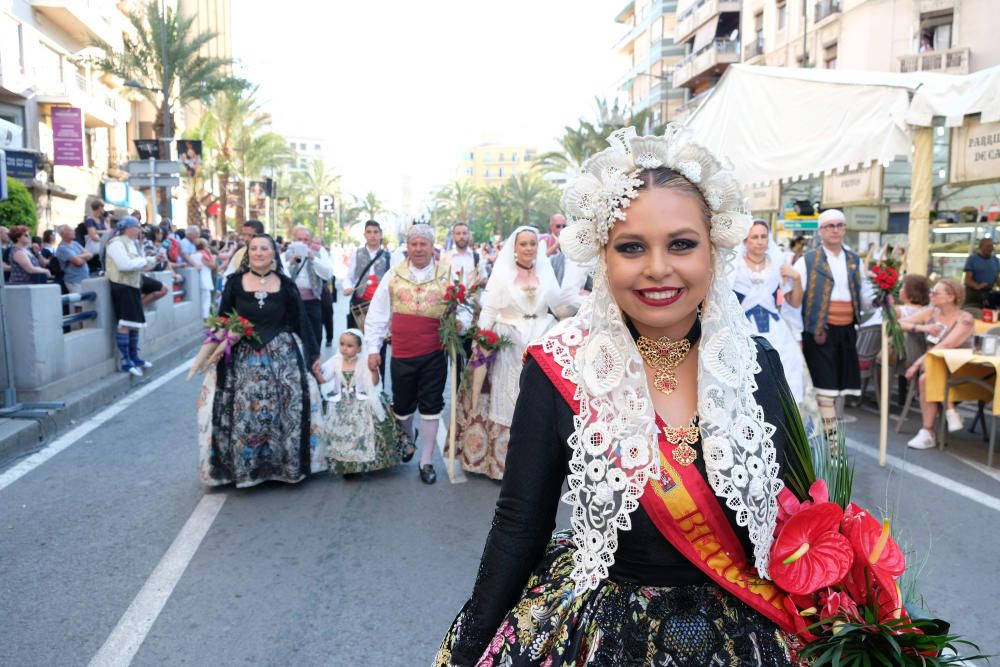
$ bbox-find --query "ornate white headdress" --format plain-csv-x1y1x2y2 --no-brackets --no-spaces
539,124,784,594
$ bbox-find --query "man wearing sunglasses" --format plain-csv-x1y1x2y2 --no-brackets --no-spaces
792,208,872,447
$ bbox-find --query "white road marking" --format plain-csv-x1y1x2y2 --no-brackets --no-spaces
952,453,1000,484
88,492,226,667
846,438,1000,513
0,361,192,493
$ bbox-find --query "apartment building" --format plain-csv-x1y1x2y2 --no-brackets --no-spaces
741,0,1000,75
284,135,326,173
671,0,742,107
615,0,688,127
459,144,537,187
1,0,137,227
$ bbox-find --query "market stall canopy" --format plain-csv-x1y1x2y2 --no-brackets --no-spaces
683,64,1000,187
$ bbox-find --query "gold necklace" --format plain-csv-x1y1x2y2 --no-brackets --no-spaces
662,417,699,466
636,334,692,395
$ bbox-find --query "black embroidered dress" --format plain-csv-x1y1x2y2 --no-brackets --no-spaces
197,273,323,488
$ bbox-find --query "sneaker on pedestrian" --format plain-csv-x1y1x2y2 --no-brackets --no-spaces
945,408,964,433
907,428,935,450
132,358,153,369
123,364,143,377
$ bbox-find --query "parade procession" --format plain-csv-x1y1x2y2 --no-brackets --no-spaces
3,0,1000,665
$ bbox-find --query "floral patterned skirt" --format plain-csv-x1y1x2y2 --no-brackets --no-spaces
435,531,795,667
325,390,411,475
455,369,510,480
197,332,323,488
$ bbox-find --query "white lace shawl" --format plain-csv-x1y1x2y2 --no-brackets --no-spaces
538,249,783,596
320,331,386,421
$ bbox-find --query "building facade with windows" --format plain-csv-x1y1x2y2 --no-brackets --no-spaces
283,135,326,173
1,0,138,228
671,0,742,116
459,143,537,187
615,0,688,128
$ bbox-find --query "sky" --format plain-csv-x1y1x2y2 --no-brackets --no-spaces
231,0,628,218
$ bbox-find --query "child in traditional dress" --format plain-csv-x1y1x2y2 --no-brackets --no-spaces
320,329,413,478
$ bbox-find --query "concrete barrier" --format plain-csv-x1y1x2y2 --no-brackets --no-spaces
4,268,205,402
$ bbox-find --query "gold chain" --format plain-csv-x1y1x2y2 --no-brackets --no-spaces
636,335,692,395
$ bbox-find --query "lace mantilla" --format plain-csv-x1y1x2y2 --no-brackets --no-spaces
536,125,783,595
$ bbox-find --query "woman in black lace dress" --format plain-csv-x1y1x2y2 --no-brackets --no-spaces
435,127,801,666
197,234,325,488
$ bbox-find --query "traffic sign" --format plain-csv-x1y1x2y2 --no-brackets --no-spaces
127,160,182,177
318,194,335,214
128,176,181,188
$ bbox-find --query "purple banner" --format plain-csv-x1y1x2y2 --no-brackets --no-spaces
52,106,84,166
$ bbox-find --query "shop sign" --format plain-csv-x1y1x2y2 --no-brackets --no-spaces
52,106,84,166
822,163,883,207
778,218,818,231
748,182,780,213
950,116,1000,186
4,150,36,180
844,206,887,232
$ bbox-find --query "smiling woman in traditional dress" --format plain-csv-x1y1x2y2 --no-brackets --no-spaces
435,126,800,666
197,234,325,488
455,225,558,480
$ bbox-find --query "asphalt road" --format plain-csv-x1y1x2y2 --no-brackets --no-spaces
1,296,998,666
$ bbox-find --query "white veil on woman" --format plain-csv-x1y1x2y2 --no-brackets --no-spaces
481,225,560,312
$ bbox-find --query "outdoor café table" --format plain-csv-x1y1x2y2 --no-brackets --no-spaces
923,348,999,466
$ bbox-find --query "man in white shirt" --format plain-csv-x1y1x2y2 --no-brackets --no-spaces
791,209,872,446
442,222,487,289
547,214,592,319
366,224,471,485
282,225,334,349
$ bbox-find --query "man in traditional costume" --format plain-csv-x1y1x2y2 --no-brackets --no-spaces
365,224,470,484
282,225,334,349
546,212,592,320
792,209,871,445
344,220,391,329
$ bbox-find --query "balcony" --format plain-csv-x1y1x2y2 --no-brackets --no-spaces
745,36,765,61
814,0,842,24
35,70,121,128
898,47,970,74
31,0,117,43
675,0,741,45
672,39,741,89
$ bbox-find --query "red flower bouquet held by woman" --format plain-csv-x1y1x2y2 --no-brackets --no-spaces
186,310,261,380
775,394,986,665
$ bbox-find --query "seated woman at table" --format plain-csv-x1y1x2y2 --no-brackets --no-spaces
900,277,975,450
896,273,931,319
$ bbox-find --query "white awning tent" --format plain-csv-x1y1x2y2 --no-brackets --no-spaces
683,64,1000,187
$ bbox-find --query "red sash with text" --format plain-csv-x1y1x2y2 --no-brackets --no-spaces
528,344,793,634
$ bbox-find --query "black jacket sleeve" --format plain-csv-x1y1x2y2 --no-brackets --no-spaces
449,357,568,665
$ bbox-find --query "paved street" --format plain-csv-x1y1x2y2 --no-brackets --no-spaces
1,299,998,666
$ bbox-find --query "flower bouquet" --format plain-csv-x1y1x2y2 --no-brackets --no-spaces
439,278,469,365
871,258,904,359
466,327,513,412
185,310,260,381
776,392,986,665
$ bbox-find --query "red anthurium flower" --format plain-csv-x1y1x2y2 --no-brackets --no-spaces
770,502,854,596
841,504,905,580
776,480,830,530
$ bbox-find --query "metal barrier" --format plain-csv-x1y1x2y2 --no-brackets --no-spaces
61,291,98,330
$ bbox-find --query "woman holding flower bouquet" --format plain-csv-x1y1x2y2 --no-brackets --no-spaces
455,226,559,479
197,234,325,488
436,127,979,667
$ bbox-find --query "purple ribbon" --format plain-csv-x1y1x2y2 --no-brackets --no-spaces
468,348,498,370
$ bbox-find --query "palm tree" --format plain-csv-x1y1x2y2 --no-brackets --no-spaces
209,86,268,235
504,172,559,231
91,1,234,219
291,158,341,238
532,125,595,178
238,132,293,222
477,184,510,239
180,113,217,229
432,180,479,224
359,192,384,221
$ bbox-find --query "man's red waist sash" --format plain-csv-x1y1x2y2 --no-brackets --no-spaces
391,313,443,358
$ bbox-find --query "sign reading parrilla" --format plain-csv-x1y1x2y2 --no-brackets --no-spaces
950,116,1000,186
